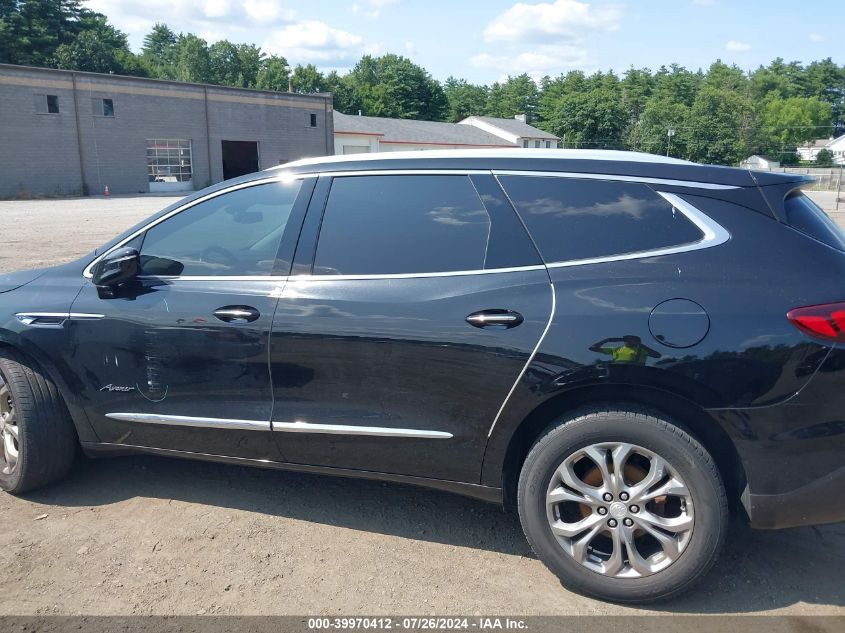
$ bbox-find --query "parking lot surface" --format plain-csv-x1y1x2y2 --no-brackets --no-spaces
0,193,843,616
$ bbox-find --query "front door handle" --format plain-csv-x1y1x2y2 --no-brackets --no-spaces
466,309,524,329
213,306,260,323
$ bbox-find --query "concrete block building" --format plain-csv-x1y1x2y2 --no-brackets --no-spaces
0,64,333,197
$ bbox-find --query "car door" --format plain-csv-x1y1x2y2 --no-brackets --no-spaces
268,172,554,482
65,176,313,460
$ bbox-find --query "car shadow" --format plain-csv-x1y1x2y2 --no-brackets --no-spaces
21,454,845,612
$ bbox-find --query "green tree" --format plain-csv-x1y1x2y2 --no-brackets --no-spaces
141,23,177,79
255,55,290,91
486,74,538,121
174,34,211,83
51,15,138,75
687,87,754,164
544,88,627,149
652,64,701,107
291,63,325,93
815,148,834,166
761,96,832,149
635,99,690,157
323,70,358,113
208,39,239,86
443,76,487,122
346,54,447,120
235,44,263,87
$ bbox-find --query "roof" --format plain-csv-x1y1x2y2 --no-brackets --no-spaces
272,148,814,189
460,116,559,140
333,112,513,146
284,148,693,169
803,135,845,149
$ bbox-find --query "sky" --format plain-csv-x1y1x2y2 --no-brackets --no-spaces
85,0,844,83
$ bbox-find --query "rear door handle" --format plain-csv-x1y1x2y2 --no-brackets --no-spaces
213,306,260,323
466,309,524,329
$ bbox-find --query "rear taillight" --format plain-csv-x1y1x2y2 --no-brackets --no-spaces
787,302,845,343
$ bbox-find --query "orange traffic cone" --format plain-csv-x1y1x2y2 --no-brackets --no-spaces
104,185,110,197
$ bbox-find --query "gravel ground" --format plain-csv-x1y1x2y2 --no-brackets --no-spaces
0,192,843,616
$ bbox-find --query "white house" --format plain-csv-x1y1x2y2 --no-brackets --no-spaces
797,134,845,164
459,115,560,148
333,112,559,154
739,155,781,170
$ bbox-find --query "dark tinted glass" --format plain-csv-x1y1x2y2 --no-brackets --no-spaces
314,175,492,275
139,181,302,277
46,94,59,114
102,99,114,117
785,192,845,252
499,176,703,263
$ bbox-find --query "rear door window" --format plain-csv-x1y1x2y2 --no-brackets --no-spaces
313,175,493,275
498,176,703,263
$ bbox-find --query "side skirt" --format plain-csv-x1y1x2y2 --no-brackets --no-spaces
81,442,504,505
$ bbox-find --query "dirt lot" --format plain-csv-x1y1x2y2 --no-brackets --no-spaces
0,193,843,616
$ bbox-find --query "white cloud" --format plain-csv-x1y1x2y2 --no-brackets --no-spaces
471,46,589,80
85,1,366,69
725,40,751,52
473,0,619,77
263,20,364,63
809,33,825,42
351,0,400,18
483,0,622,43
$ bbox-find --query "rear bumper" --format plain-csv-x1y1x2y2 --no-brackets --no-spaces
742,463,845,529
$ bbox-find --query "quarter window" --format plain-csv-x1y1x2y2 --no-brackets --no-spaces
499,176,704,263
313,175,492,275
137,181,302,277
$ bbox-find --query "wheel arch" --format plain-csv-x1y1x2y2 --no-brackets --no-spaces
494,384,746,513
0,332,97,443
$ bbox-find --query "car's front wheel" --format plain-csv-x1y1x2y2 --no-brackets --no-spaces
0,350,76,494
517,407,727,603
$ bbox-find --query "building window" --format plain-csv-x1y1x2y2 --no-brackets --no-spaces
522,140,529,148
146,139,193,184
534,140,541,148
310,113,318,127
92,98,115,117
46,95,59,114
545,141,551,148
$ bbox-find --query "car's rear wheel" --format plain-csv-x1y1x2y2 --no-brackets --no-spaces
517,407,727,603
0,350,76,494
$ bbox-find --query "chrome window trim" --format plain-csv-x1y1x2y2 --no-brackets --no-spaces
81,170,730,283
293,265,547,282
106,412,270,432
543,191,730,270
82,174,307,279
492,170,739,190
271,420,452,439
486,283,556,438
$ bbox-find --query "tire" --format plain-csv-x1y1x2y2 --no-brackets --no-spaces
517,406,727,603
0,349,77,494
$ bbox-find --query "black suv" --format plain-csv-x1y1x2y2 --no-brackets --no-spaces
1,150,844,602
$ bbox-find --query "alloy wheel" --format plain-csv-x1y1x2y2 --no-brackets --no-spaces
545,441,694,578
0,373,19,476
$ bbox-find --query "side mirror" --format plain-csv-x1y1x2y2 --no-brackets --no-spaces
91,247,140,288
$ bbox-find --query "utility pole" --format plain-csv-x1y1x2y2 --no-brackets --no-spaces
667,128,676,157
